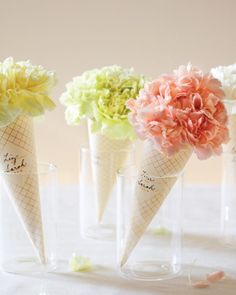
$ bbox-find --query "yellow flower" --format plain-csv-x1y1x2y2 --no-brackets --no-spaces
0,57,56,127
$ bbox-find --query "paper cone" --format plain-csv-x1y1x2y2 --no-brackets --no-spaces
120,140,192,266
0,115,46,263
88,121,131,222
223,114,236,153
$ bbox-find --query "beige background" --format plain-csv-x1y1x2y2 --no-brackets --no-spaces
0,0,235,184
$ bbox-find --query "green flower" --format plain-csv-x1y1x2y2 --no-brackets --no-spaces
153,226,170,236
60,65,146,140
69,254,92,272
0,57,56,127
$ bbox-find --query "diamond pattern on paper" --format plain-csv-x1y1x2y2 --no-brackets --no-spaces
88,120,131,222
120,141,192,266
224,114,236,153
0,116,45,263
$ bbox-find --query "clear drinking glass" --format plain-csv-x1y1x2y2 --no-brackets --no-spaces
117,165,183,281
221,152,236,247
0,163,57,274
79,147,134,241
221,100,236,247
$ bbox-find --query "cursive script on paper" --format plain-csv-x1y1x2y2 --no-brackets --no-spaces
3,153,27,173
137,170,156,192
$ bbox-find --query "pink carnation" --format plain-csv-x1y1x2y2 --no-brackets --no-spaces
126,64,229,159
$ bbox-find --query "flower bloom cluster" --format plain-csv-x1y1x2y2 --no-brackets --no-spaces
211,63,236,100
60,65,146,140
0,57,56,127
127,64,229,159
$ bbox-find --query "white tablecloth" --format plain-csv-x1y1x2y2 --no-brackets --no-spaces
0,185,236,295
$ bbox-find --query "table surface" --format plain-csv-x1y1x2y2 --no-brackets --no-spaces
0,185,236,295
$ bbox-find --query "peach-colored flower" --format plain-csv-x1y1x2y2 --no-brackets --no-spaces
207,271,225,283
126,64,229,159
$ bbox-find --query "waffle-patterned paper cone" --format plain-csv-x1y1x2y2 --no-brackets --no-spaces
0,116,46,263
223,114,236,153
88,121,131,222
120,140,192,266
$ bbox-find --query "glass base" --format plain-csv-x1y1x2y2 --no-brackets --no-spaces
120,261,181,281
82,224,115,241
1,257,57,274
221,235,236,248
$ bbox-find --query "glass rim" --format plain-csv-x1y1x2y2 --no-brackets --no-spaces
222,151,236,156
80,145,135,153
0,162,57,176
223,99,236,104
117,165,184,179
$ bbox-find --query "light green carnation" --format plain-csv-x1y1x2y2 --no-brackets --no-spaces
60,65,146,140
0,57,56,127
153,226,170,236
69,254,92,272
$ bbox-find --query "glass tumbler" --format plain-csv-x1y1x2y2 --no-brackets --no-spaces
221,100,236,247
117,166,183,281
221,151,236,247
0,163,57,274
79,147,134,241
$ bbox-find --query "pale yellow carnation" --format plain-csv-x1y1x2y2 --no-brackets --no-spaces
0,57,56,126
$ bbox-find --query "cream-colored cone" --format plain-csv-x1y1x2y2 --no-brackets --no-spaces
224,114,236,153
0,116,46,263
120,140,192,266
88,121,131,222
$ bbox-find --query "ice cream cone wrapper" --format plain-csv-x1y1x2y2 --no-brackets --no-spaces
120,140,192,266
223,114,236,153
88,121,132,222
0,115,46,263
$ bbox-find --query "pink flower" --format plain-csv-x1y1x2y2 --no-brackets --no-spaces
126,64,229,159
